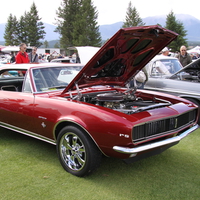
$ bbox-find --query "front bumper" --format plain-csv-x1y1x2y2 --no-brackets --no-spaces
113,124,198,155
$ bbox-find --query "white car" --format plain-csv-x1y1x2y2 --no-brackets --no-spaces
145,55,183,77
50,57,72,63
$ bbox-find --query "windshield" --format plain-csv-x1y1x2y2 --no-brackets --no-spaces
148,58,183,77
32,66,83,92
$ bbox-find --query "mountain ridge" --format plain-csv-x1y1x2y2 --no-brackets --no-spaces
99,14,200,41
0,14,200,44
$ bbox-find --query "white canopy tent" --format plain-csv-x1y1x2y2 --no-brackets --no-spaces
1,46,20,52
187,46,200,54
1,46,32,53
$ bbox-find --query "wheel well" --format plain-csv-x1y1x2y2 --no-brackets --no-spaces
54,121,106,156
54,121,86,141
182,97,200,106
183,97,200,125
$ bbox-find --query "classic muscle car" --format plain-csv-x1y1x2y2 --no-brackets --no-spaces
0,25,199,177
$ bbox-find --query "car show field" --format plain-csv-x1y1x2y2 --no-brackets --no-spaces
0,26,199,177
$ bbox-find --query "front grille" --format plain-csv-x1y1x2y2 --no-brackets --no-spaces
132,109,197,143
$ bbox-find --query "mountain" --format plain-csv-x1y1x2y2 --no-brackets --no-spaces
42,23,60,41
0,23,59,43
99,14,200,41
143,14,200,41
99,22,123,40
0,23,6,43
0,14,200,44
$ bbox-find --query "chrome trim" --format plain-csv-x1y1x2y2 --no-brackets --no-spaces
0,122,56,145
113,124,199,154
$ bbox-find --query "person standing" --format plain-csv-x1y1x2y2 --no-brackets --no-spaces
29,46,39,63
15,43,30,64
72,52,77,63
161,47,170,56
129,66,148,89
10,53,16,63
176,46,192,67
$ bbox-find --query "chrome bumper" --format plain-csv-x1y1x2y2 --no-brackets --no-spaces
113,124,199,155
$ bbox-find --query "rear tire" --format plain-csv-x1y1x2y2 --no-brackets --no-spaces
56,126,102,177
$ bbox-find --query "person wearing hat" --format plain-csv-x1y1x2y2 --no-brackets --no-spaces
162,47,170,56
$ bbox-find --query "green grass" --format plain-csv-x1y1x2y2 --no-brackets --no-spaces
0,127,200,200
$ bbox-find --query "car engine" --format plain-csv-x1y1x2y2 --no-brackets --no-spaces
73,88,171,115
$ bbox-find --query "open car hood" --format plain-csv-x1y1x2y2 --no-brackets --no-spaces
63,25,178,93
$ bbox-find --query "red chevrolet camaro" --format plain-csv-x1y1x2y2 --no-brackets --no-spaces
0,25,199,176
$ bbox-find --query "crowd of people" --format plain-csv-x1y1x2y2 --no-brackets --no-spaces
8,43,80,64
2,42,200,88
6,43,200,66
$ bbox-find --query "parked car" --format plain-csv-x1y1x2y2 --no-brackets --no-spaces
144,55,200,123
0,25,199,177
50,57,72,63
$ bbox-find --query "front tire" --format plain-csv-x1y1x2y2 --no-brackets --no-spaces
56,126,102,177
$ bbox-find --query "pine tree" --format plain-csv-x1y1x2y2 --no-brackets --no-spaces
71,0,101,46
4,3,45,47
4,14,19,46
55,0,81,49
165,11,188,52
17,13,29,44
54,42,60,48
123,1,145,28
43,40,49,48
55,0,101,49
25,2,46,47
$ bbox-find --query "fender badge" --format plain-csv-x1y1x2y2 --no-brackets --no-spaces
41,122,46,128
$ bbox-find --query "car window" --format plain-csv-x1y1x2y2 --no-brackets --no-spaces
150,59,182,77
32,66,83,92
0,70,21,78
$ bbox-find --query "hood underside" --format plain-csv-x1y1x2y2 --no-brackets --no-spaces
63,25,178,93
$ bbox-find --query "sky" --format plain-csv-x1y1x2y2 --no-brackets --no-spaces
1,0,200,25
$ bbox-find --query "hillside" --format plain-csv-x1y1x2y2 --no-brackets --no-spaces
0,23,59,43
99,14,200,41
0,14,200,45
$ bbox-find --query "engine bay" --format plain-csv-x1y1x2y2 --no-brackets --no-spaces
71,88,172,114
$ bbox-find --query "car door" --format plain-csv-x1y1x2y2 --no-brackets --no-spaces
0,91,35,132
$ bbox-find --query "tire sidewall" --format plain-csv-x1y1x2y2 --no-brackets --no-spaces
56,126,100,177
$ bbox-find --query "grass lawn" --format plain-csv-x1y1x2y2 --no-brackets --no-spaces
0,127,200,200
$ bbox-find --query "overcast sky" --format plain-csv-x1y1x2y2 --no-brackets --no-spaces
1,0,200,25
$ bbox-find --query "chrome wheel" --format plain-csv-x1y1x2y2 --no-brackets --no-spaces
57,126,102,177
60,132,86,171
